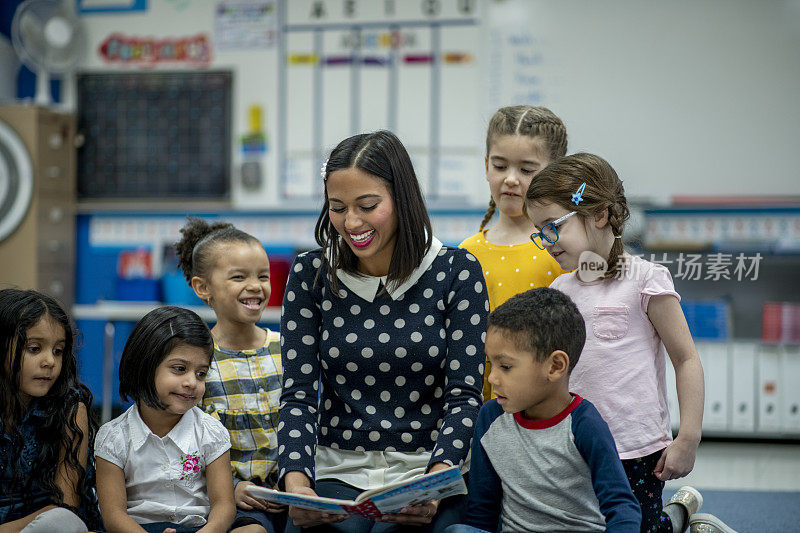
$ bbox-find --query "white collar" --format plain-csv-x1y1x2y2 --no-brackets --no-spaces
327,237,443,303
128,403,198,454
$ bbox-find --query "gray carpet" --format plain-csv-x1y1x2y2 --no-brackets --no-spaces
663,488,800,532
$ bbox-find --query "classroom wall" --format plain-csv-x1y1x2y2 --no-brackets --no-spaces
76,0,280,208
75,0,486,208
481,0,800,202
70,0,800,208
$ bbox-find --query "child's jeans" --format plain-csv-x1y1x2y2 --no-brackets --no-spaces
232,506,287,533
443,526,491,533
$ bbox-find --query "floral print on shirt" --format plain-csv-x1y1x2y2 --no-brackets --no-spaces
179,451,201,480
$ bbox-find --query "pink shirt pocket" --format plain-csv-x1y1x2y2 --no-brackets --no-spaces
592,306,630,340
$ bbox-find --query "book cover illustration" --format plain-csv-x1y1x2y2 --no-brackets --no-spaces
247,465,467,518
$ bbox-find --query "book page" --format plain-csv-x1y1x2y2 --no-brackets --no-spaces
357,464,462,500
247,466,467,516
363,466,468,513
246,486,351,515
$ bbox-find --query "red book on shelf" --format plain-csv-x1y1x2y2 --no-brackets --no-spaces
788,303,800,344
761,302,783,343
266,257,290,307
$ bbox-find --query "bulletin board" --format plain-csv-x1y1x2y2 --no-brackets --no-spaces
76,71,232,199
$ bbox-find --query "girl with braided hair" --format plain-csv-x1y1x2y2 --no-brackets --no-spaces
525,153,732,533
459,105,568,402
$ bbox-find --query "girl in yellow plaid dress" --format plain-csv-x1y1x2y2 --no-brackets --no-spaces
176,217,286,533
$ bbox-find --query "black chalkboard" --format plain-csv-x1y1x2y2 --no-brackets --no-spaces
77,71,232,199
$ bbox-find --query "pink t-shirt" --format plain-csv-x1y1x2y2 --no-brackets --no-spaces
550,254,679,460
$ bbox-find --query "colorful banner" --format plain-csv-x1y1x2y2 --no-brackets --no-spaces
98,33,212,66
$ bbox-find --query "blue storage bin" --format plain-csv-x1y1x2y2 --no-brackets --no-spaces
162,271,204,306
680,300,730,340
115,278,160,302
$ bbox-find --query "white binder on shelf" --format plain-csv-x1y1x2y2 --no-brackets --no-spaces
664,357,680,432
729,341,757,433
756,345,782,433
697,342,729,433
780,345,800,434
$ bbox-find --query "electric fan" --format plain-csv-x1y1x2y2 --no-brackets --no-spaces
11,0,85,107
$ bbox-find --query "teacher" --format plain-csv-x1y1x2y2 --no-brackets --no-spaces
278,130,488,532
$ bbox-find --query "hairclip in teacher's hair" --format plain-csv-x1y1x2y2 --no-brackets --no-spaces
320,158,329,180
572,182,586,205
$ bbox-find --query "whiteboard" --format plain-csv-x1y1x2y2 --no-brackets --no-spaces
482,0,800,202
73,0,800,207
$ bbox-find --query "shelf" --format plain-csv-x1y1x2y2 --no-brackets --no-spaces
72,301,282,323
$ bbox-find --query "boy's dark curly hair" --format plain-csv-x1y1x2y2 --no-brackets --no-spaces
488,287,586,373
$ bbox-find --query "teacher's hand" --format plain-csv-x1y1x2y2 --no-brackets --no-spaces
285,472,347,528
377,500,440,525
377,462,449,525
286,486,347,528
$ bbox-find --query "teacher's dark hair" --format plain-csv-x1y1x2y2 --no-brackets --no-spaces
316,130,433,292
118,306,213,409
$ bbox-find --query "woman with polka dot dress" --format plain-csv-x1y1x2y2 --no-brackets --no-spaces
279,131,488,532
459,105,569,402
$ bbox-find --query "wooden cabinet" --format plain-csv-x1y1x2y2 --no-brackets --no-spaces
0,105,76,306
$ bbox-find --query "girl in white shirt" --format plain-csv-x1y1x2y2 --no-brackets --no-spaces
95,306,235,533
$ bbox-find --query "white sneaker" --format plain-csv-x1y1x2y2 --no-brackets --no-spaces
666,486,704,517
688,513,738,533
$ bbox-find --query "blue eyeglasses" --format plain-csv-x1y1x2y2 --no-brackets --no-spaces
530,211,577,250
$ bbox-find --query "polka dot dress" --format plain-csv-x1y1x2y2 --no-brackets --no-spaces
278,246,488,482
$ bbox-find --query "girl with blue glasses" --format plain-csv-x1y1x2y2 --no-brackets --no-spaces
529,210,577,250
526,153,734,533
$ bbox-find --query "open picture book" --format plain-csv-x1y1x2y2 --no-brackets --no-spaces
247,464,467,519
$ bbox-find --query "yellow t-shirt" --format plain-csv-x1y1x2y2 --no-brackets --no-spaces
459,230,567,401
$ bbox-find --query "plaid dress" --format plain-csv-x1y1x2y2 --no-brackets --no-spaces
202,329,282,487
